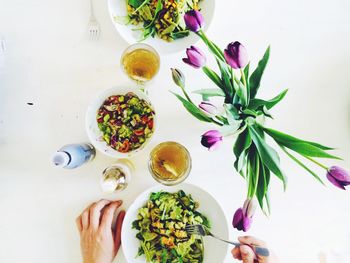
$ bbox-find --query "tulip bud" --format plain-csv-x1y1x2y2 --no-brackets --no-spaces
201,130,223,151
326,166,350,190
199,101,218,115
224,41,249,69
184,10,204,33
171,68,185,87
232,198,257,232
183,46,206,69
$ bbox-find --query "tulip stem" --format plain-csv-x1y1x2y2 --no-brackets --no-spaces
198,31,225,62
240,69,247,88
179,84,193,104
304,156,328,170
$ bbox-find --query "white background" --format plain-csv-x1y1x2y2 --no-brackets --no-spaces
1,0,350,262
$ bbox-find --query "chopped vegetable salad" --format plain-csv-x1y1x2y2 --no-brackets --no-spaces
125,0,202,41
132,190,211,262
96,92,155,153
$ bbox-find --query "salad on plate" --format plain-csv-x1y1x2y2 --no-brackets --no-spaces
123,0,202,41
132,190,211,262
96,92,155,153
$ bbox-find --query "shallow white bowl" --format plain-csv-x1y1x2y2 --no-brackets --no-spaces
85,86,156,158
107,0,216,54
122,183,229,263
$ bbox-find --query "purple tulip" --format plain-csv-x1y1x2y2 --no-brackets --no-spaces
199,101,217,115
326,166,350,190
201,130,223,151
183,46,206,69
224,41,249,69
184,10,204,33
232,198,257,232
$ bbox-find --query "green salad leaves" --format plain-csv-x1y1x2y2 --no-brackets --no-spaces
132,190,210,263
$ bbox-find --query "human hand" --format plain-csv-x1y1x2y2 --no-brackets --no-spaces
231,236,279,263
76,199,125,263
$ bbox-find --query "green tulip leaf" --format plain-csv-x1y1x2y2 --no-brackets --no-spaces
249,46,270,99
249,89,288,110
263,127,340,159
216,58,234,98
224,104,241,126
233,129,252,172
242,63,250,84
247,150,259,198
192,88,225,97
249,125,287,190
171,92,212,123
256,160,270,212
233,78,248,107
279,145,325,185
202,67,224,90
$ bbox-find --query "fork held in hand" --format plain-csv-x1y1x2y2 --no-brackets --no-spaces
185,224,270,257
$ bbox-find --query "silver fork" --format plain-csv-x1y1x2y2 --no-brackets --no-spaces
185,224,270,257
87,0,100,40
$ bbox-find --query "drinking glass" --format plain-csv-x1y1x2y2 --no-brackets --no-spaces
148,141,192,186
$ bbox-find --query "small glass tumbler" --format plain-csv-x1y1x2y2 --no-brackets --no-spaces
148,141,192,186
120,43,160,85
101,160,134,193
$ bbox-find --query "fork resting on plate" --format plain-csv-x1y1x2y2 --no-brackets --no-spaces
185,224,270,257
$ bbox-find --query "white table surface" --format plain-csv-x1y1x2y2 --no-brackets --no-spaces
1,0,350,262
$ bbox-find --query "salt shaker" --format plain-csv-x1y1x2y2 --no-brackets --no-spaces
101,160,133,193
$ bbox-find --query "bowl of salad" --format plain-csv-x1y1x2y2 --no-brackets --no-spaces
86,86,156,158
108,0,216,54
122,183,229,263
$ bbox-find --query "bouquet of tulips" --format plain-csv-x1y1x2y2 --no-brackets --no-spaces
171,10,350,231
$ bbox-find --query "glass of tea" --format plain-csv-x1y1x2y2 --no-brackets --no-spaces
121,43,160,84
148,141,192,186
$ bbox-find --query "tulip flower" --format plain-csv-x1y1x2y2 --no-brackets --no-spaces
326,166,350,190
224,41,249,69
171,68,185,88
183,46,206,69
199,101,218,115
232,198,257,232
201,130,223,151
184,10,204,33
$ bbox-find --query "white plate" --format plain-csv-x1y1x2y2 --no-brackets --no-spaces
85,86,156,158
122,183,229,263
107,0,216,54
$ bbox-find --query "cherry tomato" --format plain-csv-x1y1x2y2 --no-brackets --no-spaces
134,129,144,136
148,119,154,129
141,116,149,124
119,140,130,153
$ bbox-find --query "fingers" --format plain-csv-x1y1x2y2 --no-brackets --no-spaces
238,236,270,263
81,209,90,230
238,236,266,247
114,210,126,252
76,216,83,233
231,246,242,260
240,245,255,263
78,202,96,230
89,199,111,230
100,200,123,231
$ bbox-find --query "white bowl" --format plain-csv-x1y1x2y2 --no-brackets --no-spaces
107,0,216,54
122,183,229,263
85,86,156,158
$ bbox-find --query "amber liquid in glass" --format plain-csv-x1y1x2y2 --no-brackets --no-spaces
122,48,160,82
149,142,191,183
